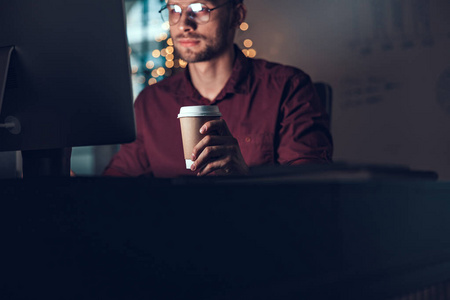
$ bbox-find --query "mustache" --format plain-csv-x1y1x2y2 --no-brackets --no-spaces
174,33,206,40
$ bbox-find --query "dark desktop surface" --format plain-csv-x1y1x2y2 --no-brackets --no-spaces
0,165,449,299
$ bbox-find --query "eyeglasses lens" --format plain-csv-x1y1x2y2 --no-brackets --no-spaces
161,3,210,25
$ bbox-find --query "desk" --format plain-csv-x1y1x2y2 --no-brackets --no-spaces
1,174,450,299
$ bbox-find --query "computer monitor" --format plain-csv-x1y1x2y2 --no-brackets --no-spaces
0,0,136,176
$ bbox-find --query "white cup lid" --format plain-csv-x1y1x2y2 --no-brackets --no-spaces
177,105,222,118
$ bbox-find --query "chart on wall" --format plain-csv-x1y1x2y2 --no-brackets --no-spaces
339,0,450,114
347,0,449,54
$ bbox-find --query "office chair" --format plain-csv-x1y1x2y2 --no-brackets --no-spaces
314,82,333,126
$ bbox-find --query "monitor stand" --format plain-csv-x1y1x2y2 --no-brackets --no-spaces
0,46,18,133
1,46,71,178
0,45,14,114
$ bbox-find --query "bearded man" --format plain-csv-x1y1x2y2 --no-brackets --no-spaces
103,0,333,178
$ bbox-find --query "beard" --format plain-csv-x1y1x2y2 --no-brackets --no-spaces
173,22,231,63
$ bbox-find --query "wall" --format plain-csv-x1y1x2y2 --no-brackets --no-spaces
241,0,450,180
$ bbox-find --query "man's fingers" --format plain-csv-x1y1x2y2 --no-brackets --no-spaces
200,119,231,136
195,153,234,176
190,118,248,176
191,145,230,171
196,159,227,176
191,135,228,161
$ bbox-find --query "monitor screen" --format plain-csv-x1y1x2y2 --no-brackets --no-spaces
0,0,136,153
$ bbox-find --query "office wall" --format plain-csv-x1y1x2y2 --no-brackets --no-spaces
241,0,450,179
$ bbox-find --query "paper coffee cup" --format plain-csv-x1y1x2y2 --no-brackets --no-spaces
178,105,222,169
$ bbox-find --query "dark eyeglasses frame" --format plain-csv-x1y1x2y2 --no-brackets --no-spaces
158,1,233,25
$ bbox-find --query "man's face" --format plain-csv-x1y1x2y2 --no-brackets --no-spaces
168,0,235,63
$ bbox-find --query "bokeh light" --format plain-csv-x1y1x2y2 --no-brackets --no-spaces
156,67,165,76
240,22,249,31
165,60,174,68
159,32,168,40
179,59,187,68
137,76,146,84
161,22,170,30
152,49,161,58
146,61,155,69
166,53,174,61
166,46,174,54
248,49,257,58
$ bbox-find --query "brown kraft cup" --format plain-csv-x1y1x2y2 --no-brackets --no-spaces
178,105,222,169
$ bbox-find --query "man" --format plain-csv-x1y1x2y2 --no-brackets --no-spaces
103,0,332,178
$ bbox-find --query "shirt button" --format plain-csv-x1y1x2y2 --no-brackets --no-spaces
245,137,251,143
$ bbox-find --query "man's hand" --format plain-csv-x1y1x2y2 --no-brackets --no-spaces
190,119,249,176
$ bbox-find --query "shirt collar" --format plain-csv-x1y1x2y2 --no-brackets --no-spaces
176,44,251,102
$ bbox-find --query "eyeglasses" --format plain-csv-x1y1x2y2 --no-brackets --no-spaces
159,1,232,26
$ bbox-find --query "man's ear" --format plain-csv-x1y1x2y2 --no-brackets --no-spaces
232,3,247,28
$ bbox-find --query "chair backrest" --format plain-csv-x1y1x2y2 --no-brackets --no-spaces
313,82,333,125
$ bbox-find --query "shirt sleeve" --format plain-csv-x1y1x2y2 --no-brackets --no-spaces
102,97,153,177
276,73,333,165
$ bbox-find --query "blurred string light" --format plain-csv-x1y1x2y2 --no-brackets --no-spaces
240,22,249,31
179,59,188,68
239,22,256,58
146,60,155,69
161,21,170,31
137,76,146,84
157,67,165,76
126,0,172,91
152,49,161,58
165,60,174,68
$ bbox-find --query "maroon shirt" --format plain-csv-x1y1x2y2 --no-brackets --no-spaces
103,46,333,178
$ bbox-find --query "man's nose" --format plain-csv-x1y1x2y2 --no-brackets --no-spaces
177,11,197,31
